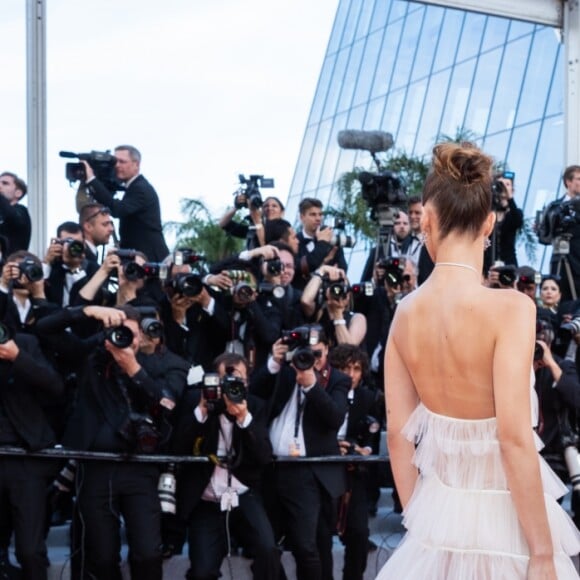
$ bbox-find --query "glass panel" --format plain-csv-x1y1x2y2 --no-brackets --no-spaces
304,119,334,191
382,89,406,142
308,54,337,125
290,125,319,196
337,40,365,113
456,13,486,63
410,6,444,82
390,8,425,90
524,116,564,217
397,80,428,152
370,0,392,33
387,0,408,23
481,16,508,53
516,28,559,126
481,131,510,168
487,36,531,133
352,30,383,107
370,19,404,98
341,0,361,47
505,121,542,202
413,69,452,155
507,20,535,42
327,0,352,54
318,113,349,188
432,10,464,73
462,49,502,135
355,0,376,40
322,48,350,120
440,58,477,138
546,44,564,117
364,98,386,130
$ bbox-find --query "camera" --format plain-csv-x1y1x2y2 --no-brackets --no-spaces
321,218,356,249
491,265,516,287
200,371,247,415
118,411,159,453
104,325,134,348
351,282,374,297
141,262,168,281
59,150,120,192
234,174,275,210
343,415,380,455
0,322,13,345
491,180,507,211
324,278,350,301
559,315,580,340
114,250,146,282
561,427,580,492
281,326,321,370
166,273,204,297
174,249,205,267
141,317,163,339
264,258,283,276
54,237,85,259
537,197,580,248
376,257,405,287
258,282,285,299
233,282,255,304
18,258,43,283
534,342,544,362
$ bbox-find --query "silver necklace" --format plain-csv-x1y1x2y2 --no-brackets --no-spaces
435,261,479,275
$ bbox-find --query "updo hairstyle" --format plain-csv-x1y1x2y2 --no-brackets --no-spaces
422,142,493,240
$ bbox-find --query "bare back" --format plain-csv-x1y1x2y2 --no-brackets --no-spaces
389,269,534,420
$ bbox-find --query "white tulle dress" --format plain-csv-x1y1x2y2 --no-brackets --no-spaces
376,403,580,579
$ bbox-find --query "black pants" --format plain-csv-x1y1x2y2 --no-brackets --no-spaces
0,457,51,580
274,465,336,580
341,472,370,580
74,461,162,580
186,490,280,580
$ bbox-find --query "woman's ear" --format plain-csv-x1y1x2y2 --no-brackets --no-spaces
482,211,496,238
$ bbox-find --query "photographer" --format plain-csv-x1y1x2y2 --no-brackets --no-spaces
0,171,31,256
79,203,115,265
251,325,349,580
43,305,182,580
42,221,98,308
538,165,580,301
485,262,516,289
294,198,348,291
534,316,580,528
329,345,382,580
301,265,367,347
82,145,169,262
486,171,523,267
172,353,280,580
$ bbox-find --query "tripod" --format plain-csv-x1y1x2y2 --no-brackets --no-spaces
552,234,577,301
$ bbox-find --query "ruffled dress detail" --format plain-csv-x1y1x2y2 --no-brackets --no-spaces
376,403,580,579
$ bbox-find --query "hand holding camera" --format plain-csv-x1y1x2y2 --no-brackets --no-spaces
83,305,127,328
0,339,19,362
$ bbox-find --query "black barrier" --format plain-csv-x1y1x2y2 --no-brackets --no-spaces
0,446,389,463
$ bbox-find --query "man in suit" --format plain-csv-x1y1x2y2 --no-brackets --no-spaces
0,171,31,257
79,203,115,265
82,145,169,261
251,325,349,580
172,352,280,580
42,221,99,308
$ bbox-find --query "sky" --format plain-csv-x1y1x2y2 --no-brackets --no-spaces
0,0,339,253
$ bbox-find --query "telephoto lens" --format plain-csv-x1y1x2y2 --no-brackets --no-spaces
158,463,177,514
141,318,163,339
104,325,134,348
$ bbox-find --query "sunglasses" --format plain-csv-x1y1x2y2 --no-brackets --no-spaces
86,208,111,222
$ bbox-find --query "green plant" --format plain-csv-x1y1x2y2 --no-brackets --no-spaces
164,198,244,263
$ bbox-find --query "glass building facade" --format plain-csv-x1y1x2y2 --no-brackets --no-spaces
287,0,565,279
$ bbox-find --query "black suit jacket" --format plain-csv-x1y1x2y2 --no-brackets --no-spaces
0,197,31,255
88,174,169,261
43,260,99,307
251,363,350,497
172,391,273,520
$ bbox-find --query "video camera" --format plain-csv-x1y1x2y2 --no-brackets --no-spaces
234,174,275,210
281,325,322,370
59,150,120,192
357,171,407,226
537,197,580,250
200,369,247,415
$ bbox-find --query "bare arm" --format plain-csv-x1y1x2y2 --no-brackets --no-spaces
385,311,419,509
493,293,556,572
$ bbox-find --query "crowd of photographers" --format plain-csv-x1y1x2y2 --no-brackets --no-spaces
2,147,580,580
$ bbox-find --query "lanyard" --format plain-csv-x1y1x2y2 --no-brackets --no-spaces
294,386,306,440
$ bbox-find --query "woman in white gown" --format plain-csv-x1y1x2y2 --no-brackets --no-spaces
378,142,580,580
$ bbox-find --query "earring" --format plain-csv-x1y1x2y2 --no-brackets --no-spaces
419,232,428,244
484,237,491,249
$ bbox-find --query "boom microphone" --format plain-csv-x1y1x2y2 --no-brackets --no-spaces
59,151,78,159
337,130,394,154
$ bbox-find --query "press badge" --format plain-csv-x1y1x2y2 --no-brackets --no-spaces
220,489,239,511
